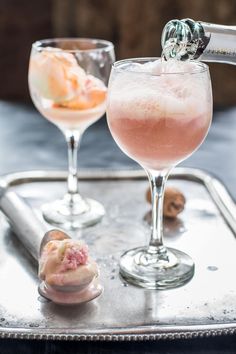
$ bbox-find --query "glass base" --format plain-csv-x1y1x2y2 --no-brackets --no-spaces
120,246,194,289
42,193,105,229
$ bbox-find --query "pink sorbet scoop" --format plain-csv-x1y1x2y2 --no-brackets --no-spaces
38,229,103,305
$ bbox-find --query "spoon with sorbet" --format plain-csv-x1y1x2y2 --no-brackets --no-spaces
38,229,103,305
0,190,103,305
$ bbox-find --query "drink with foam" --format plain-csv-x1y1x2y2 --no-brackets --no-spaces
106,58,212,290
107,59,212,170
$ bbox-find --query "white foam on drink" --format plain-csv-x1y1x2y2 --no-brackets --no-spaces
108,60,211,121
123,59,202,75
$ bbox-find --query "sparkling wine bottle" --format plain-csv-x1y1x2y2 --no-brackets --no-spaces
161,18,236,64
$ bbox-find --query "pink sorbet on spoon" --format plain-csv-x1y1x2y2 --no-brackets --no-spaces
39,236,102,304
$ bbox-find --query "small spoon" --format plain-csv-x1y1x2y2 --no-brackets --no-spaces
38,229,103,305
0,190,103,305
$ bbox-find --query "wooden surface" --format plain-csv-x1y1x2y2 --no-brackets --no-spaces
0,0,236,105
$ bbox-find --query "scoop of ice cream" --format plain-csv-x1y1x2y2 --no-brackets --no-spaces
39,239,98,288
29,48,107,109
29,49,87,103
55,74,107,110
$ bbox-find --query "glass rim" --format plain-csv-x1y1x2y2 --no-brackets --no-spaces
32,38,114,53
112,57,209,75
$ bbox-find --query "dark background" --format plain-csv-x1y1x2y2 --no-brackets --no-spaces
1,0,236,106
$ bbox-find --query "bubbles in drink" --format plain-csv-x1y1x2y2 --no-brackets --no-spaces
107,59,212,170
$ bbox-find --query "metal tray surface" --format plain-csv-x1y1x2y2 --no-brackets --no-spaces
0,168,236,341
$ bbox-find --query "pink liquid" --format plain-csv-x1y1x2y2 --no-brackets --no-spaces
39,101,106,131
107,59,212,170
108,112,211,170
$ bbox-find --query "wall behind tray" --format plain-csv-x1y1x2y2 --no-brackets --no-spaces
0,0,235,107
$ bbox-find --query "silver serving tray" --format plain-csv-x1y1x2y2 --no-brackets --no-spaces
0,167,236,341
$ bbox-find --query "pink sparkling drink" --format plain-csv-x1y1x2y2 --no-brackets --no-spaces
107,59,212,170
106,58,213,290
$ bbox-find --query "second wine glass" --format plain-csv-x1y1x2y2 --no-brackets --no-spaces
29,38,115,229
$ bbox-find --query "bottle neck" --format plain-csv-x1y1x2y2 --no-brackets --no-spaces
162,19,236,64
200,22,236,64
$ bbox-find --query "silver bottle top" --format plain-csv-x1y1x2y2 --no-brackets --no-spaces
161,19,210,61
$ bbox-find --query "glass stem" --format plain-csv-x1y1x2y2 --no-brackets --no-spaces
147,169,170,254
65,130,81,197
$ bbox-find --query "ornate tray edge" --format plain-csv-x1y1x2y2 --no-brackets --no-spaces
0,323,236,341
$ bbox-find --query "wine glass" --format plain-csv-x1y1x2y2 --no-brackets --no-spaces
106,58,212,289
28,38,115,229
